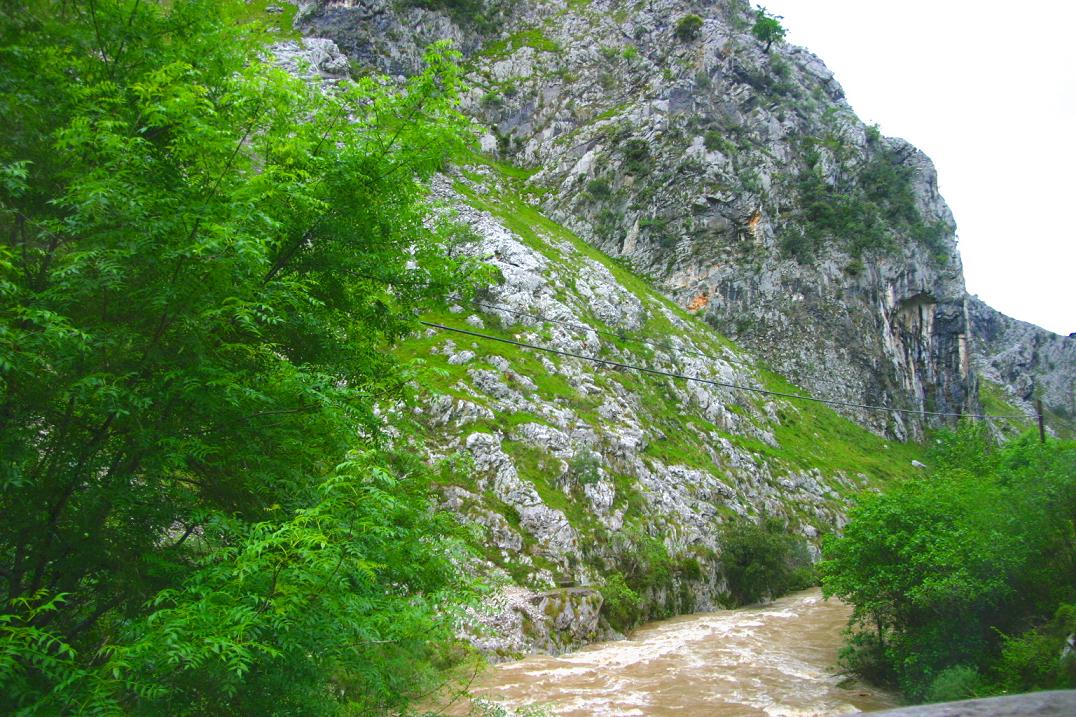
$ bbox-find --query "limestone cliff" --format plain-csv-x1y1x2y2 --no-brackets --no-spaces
968,297,1075,438
399,163,922,657
280,0,1071,655
299,0,994,438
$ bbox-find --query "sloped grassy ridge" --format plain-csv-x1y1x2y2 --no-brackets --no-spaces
393,161,927,655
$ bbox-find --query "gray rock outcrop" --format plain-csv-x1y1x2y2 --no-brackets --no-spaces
968,296,1074,435
292,0,1022,439
409,169,885,654
464,586,606,659
270,36,351,79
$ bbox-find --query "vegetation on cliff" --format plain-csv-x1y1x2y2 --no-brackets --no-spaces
399,159,927,643
0,1,486,713
3,0,1066,713
821,426,1076,702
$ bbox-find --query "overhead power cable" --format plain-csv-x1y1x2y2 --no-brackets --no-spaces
467,298,755,368
419,320,1027,420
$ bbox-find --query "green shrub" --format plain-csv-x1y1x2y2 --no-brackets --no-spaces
837,630,896,689
738,167,764,194
779,229,819,264
994,603,1076,692
569,449,602,485
924,665,984,703
674,14,704,42
844,257,865,276
586,177,613,199
791,142,948,261
703,130,734,154
821,427,1076,701
719,516,814,606
771,54,792,80
614,524,674,590
911,219,950,263
595,207,622,240
680,556,703,581
622,138,652,174
639,216,675,249
599,573,642,632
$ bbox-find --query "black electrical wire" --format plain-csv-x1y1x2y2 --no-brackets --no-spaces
420,319,1027,420
468,298,755,368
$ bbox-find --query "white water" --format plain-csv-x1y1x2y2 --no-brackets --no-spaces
439,588,897,716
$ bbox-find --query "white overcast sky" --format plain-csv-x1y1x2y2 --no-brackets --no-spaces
760,0,1074,336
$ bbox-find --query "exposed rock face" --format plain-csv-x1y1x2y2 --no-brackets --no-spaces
465,586,606,659
286,0,1071,655
295,0,500,76
270,36,351,78
466,0,977,438
296,0,994,438
406,168,900,653
968,296,1075,435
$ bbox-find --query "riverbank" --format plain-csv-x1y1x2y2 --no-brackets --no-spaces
435,588,897,716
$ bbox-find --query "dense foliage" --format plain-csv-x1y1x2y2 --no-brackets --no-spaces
821,427,1076,701
718,516,814,606
594,522,712,633
782,140,949,265
674,14,704,43
598,524,675,631
0,1,485,713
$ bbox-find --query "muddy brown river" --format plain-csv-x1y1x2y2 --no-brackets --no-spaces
440,588,898,716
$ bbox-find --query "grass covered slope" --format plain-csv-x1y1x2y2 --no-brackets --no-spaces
395,159,927,642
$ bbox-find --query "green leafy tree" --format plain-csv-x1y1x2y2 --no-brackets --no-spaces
994,603,1076,692
751,6,786,52
820,427,1076,700
598,572,642,632
0,0,485,712
719,516,814,606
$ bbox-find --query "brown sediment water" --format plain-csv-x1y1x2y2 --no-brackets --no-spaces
442,588,898,716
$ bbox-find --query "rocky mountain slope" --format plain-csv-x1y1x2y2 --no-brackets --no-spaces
969,297,1074,438
298,0,1072,441
402,161,923,656
280,0,1072,653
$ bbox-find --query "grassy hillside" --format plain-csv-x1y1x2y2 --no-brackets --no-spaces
395,159,927,627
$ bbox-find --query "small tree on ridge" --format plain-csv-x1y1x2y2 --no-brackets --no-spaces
752,5,786,51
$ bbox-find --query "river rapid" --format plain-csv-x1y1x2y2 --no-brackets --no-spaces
445,588,897,716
